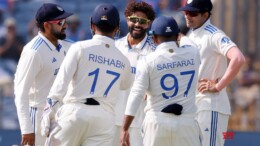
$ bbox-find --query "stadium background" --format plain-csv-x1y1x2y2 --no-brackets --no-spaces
0,0,260,145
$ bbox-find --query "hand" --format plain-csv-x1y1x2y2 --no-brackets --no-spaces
21,133,35,146
120,130,130,146
41,98,61,137
198,78,219,93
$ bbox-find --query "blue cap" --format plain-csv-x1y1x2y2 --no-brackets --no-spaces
149,16,179,36
91,4,119,27
178,0,212,12
35,3,73,22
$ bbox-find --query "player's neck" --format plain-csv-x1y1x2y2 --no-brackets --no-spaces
127,35,144,46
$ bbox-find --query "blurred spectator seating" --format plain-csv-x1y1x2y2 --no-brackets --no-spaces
229,54,260,131
0,17,25,81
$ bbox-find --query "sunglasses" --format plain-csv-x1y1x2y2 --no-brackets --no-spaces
48,19,66,26
128,16,150,25
184,11,200,17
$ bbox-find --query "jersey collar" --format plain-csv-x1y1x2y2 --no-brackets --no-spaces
156,41,178,52
38,32,62,52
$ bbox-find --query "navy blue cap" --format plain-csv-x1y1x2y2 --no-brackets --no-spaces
178,0,213,12
91,3,119,27
149,16,179,36
35,3,73,22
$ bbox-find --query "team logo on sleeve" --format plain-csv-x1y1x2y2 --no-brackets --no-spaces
52,57,57,63
187,0,193,4
165,27,172,33
221,37,230,44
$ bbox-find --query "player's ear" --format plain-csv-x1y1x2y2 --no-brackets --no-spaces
114,25,120,39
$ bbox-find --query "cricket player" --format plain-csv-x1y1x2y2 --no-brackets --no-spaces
113,2,156,146
14,3,73,146
41,4,132,146
179,0,245,146
121,16,201,146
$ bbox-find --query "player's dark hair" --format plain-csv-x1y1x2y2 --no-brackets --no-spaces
125,1,155,21
201,11,211,19
94,21,118,33
158,34,178,42
36,21,45,32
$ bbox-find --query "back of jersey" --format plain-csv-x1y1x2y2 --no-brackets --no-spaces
144,42,200,114
60,35,132,112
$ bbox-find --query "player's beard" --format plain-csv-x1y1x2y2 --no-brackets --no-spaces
128,26,147,39
51,27,66,40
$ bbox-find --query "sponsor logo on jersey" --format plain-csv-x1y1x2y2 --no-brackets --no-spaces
54,68,60,75
221,37,230,44
157,59,195,71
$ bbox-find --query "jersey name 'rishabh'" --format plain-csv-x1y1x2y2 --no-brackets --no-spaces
89,53,125,69
157,59,195,71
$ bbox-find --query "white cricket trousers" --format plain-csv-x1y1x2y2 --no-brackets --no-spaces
142,111,201,146
196,110,229,146
30,106,46,146
46,102,115,146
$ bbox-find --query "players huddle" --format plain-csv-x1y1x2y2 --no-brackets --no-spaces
14,0,245,146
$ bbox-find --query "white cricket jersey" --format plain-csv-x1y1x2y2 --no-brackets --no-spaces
125,41,200,116
115,34,156,127
48,34,132,113
14,32,72,134
188,20,237,115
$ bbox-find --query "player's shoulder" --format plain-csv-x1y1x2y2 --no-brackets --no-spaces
71,39,100,51
25,35,47,53
59,39,74,51
115,36,127,51
179,44,199,53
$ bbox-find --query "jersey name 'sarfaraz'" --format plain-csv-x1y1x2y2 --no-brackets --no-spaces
89,53,125,69
157,59,195,71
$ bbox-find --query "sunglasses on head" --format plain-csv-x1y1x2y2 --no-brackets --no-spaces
184,11,200,17
128,16,150,25
48,19,66,26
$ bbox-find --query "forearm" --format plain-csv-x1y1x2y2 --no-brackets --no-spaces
216,49,245,90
